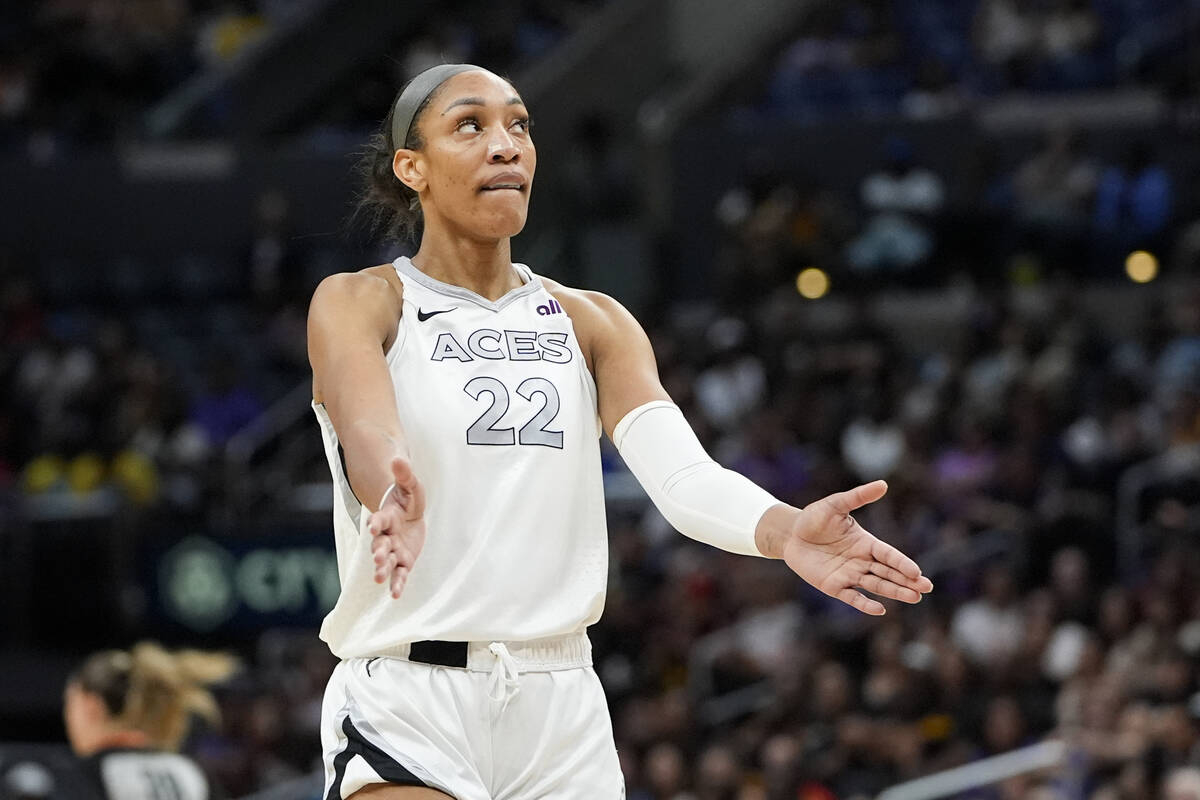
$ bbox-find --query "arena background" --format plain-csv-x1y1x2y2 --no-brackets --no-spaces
2,1,1200,798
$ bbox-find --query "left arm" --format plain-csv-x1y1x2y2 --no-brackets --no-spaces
561,288,932,615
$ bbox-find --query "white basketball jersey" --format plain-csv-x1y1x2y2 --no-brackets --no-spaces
314,257,608,658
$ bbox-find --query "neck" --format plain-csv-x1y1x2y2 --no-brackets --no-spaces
79,727,151,756
412,220,520,302
411,224,520,301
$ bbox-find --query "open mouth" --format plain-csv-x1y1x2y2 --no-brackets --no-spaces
480,184,525,192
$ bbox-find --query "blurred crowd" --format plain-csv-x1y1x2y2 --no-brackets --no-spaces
298,0,608,139
710,117,1186,295
598,272,1200,799
2,0,1197,148
0,199,306,515
0,0,607,150
0,0,288,148
764,0,1199,121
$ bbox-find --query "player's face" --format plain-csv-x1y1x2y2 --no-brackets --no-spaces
396,70,536,241
63,682,98,755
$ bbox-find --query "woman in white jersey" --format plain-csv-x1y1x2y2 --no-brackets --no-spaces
308,64,933,800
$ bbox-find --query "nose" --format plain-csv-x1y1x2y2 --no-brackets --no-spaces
487,130,520,163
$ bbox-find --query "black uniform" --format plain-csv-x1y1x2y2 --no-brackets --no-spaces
80,748,223,800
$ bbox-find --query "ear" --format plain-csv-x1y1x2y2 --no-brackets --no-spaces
393,149,426,193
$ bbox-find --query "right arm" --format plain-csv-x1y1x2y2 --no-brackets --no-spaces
559,285,931,614
308,271,425,597
308,271,406,510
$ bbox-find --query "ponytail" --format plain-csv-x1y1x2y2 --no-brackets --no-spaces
72,642,238,751
349,80,433,245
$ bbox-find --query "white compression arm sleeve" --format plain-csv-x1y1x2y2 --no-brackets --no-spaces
613,400,781,557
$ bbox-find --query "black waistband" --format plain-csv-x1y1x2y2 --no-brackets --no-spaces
408,640,468,668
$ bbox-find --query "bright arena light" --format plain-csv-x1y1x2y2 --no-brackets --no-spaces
796,267,830,299
1125,250,1158,283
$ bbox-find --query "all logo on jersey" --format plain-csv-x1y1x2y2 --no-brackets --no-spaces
536,299,563,316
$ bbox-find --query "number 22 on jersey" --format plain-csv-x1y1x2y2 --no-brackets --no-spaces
463,376,563,448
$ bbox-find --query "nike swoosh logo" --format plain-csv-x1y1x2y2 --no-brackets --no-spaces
416,307,455,322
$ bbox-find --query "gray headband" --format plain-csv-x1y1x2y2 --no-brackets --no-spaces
390,63,483,147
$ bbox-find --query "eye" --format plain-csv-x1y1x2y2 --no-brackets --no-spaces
510,117,532,133
455,117,481,134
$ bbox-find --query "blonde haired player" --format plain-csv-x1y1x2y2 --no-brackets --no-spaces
309,63,933,800
63,642,235,799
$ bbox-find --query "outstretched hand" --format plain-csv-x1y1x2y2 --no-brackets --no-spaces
783,480,932,615
368,457,426,599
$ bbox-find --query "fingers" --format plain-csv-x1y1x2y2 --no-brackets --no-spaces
867,561,929,592
371,530,416,597
391,457,426,520
367,506,398,537
825,480,888,516
374,550,395,583
834,563,933,614
873,544,936,594
390,456,415,488
372,537,397,580
836,587,886,616
858,572,923,604
369,501,424,536
372,538,413,571
389,565,410,599
836,577,922,615
870,539,931,585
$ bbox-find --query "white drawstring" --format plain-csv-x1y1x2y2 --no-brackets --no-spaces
487,642,521,712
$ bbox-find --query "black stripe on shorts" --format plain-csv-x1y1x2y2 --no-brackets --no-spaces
326,716,432,799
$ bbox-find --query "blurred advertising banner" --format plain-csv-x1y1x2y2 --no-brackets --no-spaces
143,529,338,635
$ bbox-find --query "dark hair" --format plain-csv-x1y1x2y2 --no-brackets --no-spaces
351,76,443,245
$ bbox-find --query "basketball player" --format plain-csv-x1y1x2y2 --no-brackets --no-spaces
308,64,933,800
63,643,234,800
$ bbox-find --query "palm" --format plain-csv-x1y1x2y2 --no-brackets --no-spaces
369,457,427,599
782,480,932,615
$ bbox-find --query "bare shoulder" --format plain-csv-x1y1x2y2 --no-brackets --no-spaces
539,276,666,427
539,276,648,374
311,264,404,315
308,265,406,401
540,277,640,337
308,264,405,354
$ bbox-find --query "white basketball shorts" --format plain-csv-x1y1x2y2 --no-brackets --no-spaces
320,632,625,799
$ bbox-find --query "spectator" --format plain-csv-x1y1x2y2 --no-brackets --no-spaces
1014,125,1098,233
1012,124,1098,269
974,0,1040,87
730,408,812,505
635,741,694,800
841,410,905,483
1037,0,1101,89
694,743,742,800
1093,141,1174,256
189,351,263,448
951,564,1024,667
845,137,945,275
1165,767,1200,800
693,318,767,433
194,1,268,68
